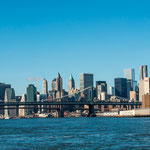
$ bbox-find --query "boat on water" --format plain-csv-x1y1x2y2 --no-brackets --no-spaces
4,116,10,119
4,115,10,119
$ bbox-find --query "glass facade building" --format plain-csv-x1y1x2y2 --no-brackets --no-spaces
115,78,127,98
26,84,37,115
80,73,94,101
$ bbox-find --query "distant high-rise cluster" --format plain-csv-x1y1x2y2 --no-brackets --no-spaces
1,64,150,117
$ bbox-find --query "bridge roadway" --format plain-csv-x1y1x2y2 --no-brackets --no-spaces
0,100,142,117
0,100,142,106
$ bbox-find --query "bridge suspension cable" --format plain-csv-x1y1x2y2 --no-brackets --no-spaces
51,86,93,101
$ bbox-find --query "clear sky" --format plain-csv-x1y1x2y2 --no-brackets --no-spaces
0,0,150,95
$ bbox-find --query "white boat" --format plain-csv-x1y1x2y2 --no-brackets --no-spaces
4,116,10,119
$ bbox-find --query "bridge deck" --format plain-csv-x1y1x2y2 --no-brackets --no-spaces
0,101,142,106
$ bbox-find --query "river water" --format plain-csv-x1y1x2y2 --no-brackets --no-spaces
0,117,150,150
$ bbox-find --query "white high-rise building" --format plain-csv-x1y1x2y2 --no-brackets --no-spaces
139,77,150,102
124,68,137,92
124,69,135,81
144,77,150,94
140,65,148,80
43,79,48,95
139,80,144,102
97,84,107,100
109,87,115,96
139,65,149,102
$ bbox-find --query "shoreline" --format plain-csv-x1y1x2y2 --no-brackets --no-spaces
1,115,150,119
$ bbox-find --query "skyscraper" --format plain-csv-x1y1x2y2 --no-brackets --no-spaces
4,88,12,118
43,79,48,95
56,73,63,92
140,65,148,80
11,88,16,99
96,81,107,100
126,79,133,99
139,65,148,101
26,84,37,115
139,77,150,102
68,74,75,95
27,84,37,102
50,73,64,101
51,78,57,91
124,68,137,91
115,78,127,98
0,83,11,101
144,77,150,94
124,69,135,81
139,80,144,102
109,87,115,96
80,73,94,100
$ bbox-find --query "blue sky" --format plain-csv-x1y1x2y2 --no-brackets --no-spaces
0,0,150,95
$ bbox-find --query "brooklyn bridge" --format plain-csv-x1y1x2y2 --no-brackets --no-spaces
0,86,142,118
0,100,142,117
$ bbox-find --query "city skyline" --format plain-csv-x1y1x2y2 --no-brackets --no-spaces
1,1,150,149
0,66,149,96
1,0,150,95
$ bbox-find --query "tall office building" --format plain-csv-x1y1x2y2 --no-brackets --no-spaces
124,68,137,91
27,84,37,102
11,88,16,99
79,73,94,101
109,87,115,96
4,88,12,118
115,78,127,98
51,78,57,91
139,80,144,102
68,74,75,95
0,84,11,115
26,84,37,115
56,73,63,92
139,65,148,101
50,73,64,101
144,77,150,94
126,79,133,99
96,81,107,92
0,83,11,101
96,81,107,100
124,69,135,80
140,65,148,80
43,79,48,95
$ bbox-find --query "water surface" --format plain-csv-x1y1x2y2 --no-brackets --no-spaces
0,117,150,150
